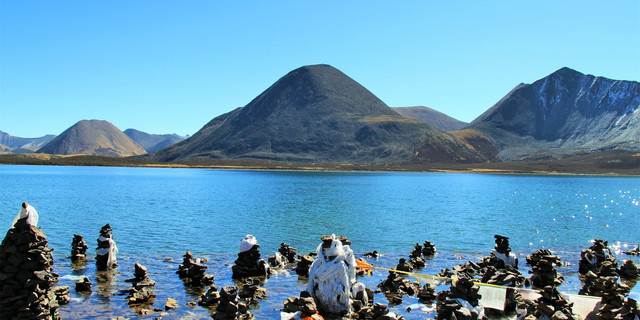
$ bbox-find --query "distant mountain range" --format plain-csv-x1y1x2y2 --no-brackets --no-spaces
3,65,638,165
469,67,640,160
0,130,56,154
392,106,468,131
123,129,186,153
140,64,494,164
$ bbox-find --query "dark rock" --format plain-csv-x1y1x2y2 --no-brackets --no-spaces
199,285,221,306
296,255,314,277
619,259,638,280
278,243,298,263
75,277,92,293
71,234,88,262
363,250,379,258
177,250,214,286
232,244,271,279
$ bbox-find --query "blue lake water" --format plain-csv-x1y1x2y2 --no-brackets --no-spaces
1,165,639,319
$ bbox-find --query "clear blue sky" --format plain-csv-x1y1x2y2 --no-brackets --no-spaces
1,1,639,138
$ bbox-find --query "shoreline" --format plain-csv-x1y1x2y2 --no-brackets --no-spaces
0,150,638,176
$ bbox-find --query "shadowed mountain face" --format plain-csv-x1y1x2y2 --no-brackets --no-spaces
393,106,468,131
470,67,640,160
37,120,146,157
144,64,491,164
123,129,185,153
0,130,56,153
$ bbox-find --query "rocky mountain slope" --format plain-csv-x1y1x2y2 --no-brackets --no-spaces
143,64,493,164
469,67,640,160
123,129,185,153
393,106,468,131
0,130,56,153
37,120,146,157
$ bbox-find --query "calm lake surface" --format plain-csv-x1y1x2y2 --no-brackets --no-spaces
1,165,639,319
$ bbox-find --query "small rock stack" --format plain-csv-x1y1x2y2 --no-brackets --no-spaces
579,238,615,275
176,250,214,285
620,298,640,319
125,263,156,305
232,238,270,279
378,271,420,297
278,242,297,263
530,286,580,320
490,235,517,268
622,245,639,256
591,282,631,319
283,291,322,319
238,278,268,304
0,218,60,320
422,241,437,256
295,255,314,276
214,286,253,320
435,278,485,320
96,224,117,270
357,302,401,320
417,283,437,303
408,245,426,269
619,259,638,280
580,260,619,296
54,286,70,305
71,234,88,262
199,285,221,307
526,249,564,288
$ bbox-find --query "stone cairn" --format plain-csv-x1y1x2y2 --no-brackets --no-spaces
408,245,426,269
0,218,60,320
590,282,632,319
357,302,401,320
283,291,323,320
232,235,271,279
422,240,437,256
295,255,314,276
526,249,564,288
124,263,156,305
435,278,485,320
278,242,298,264
214,285,253,320
176,250,214,285
96,224,117,271
622,245,639,256
619,259,639,280
523,285,580,320
71,234,88,262
238,278,268,305
579,238,615,276
417,282,437,303
580,260,620,297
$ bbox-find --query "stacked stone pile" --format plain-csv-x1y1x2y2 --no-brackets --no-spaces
580,260,619,296
199,285,221,307
422,241,437,256
435,278,485,320
238,278,268,304
278,242,298,263
490,235,518,268
357,302,402,320
591,282,631,319
54,286,70,305
124,263,156,304
295,255,314,276
619,259,638,280
579,238,616,275
528,286,580,320
268,252,286,269
214,286,253,320
0,218,60,320
283,291,323,319
378,271,420,296
620,298,640,319
526,250,564,288
417,283,437,303
232,236,271,279
96,224,117,270
176,250,214,285
71,234,88,262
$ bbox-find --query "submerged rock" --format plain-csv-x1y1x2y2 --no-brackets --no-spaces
75,277,92,293
0,217,60,320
